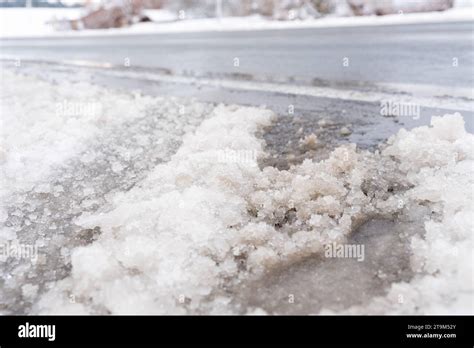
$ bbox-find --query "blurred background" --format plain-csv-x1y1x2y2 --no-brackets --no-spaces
0,0,467,33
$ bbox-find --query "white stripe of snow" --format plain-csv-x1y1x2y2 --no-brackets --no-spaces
0,7,472,39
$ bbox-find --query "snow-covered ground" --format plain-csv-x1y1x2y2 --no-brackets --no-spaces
0,6,472,39
0,8,83,38
1,70,472,314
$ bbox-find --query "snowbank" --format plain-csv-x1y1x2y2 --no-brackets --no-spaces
0,6,472,39
0,8,83,38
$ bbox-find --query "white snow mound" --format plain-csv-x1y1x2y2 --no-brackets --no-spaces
32,104,473,314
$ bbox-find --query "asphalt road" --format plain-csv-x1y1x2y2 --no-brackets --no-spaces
1,21,473,87
2,20,473,163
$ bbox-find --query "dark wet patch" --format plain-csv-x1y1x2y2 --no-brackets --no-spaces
75,227,101,246
259,113,356,170
229,216,424,314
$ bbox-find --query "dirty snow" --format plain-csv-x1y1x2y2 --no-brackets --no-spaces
1,70,162,200
339,115,474,314
0,70,214,313
1,70,472,315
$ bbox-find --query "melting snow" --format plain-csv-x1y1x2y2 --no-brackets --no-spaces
1,70,472,315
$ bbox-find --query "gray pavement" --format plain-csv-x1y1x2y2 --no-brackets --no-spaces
1,21,473,87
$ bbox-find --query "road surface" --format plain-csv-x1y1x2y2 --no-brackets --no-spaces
1,21,473,86
2,20,472,142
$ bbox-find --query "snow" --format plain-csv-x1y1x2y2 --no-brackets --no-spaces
0,68,216,314
341,114,474,314
1,70,472,315
0,6,472,39
2,69,463,314
0,70,160,201
143,9,177,23
299,133,320,150
0,8,83,38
